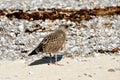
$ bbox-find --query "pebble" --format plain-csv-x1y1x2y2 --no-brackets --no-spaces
28,71,33,75
108,68,115,72
115,68,120,71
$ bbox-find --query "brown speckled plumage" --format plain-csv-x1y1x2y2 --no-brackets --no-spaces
28,25,69,65
37,30,66,53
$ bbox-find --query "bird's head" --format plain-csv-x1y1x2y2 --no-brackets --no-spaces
59,24,72,31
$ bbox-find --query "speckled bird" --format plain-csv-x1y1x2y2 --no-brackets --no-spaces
28,24,69,65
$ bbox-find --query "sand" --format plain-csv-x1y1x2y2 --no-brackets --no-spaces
0,55,120,80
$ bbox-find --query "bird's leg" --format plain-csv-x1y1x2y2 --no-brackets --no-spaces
48,53,53,65
55,54,64,66
55,54,58,65
54,53,64,66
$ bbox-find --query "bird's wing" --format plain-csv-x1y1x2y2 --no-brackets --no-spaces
41,32,66,52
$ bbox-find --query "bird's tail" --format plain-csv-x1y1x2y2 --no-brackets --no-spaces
28,50,38,56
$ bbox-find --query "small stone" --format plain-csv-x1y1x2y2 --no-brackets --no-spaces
108,68,115,72
66,61,69,64
115,68,120,71
84,73,87,76
78,75,81,77
29,71,33,75
88,75,92,77
58,78,61,80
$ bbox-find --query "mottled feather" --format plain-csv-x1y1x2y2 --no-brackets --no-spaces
35,30,66,53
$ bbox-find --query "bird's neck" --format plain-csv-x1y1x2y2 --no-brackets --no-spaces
59,28,66,33
55,29,66,37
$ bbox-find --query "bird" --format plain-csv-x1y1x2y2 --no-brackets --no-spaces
28,24,69,65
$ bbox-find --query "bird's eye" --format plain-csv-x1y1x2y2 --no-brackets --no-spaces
65,25,68,28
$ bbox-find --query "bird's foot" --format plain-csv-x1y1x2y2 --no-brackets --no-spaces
48,62,64,66
48,62,54,65
55,62,64,66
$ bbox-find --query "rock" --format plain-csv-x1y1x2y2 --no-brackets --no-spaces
108,68,115,72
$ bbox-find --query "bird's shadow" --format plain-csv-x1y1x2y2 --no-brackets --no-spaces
29,55,63,66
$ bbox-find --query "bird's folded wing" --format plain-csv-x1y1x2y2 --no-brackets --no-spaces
41,33,65,52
